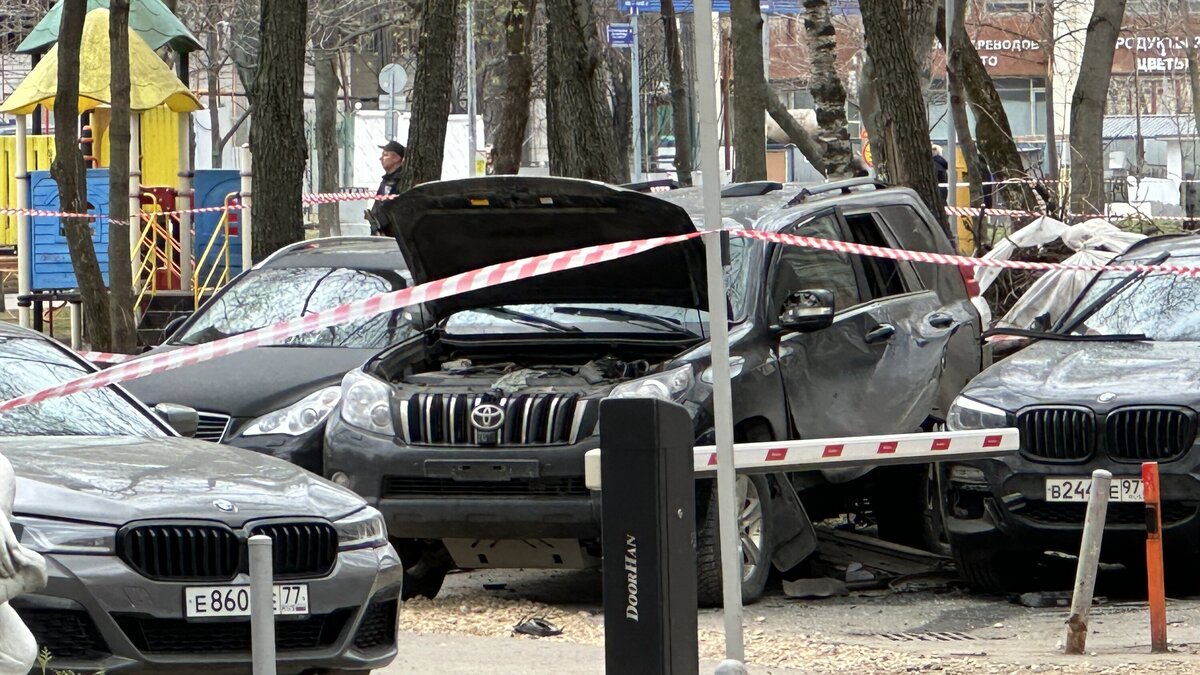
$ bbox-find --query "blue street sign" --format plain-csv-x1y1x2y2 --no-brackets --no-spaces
616,0,855,13
607,23,635,47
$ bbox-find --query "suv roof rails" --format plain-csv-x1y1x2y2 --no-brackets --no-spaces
785,177,890,207
621,179,680,193
721,181,783,198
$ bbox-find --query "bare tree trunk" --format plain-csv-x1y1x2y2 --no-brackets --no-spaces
1069,0,1127,216
52,0,112,348
765,93,827,174
544,0,621,182
662,0,693,185
934,7,1040,214
609,47,633,184
206,28,222,168
398,0,460,190
803,0,851,178
860,0,947,232
107,0,137,352
947,0,982,208
492,0,537,175
730,0,766,182
249,0,308,260
313,42,341,237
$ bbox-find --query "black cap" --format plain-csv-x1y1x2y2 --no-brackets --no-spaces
379,140,406,157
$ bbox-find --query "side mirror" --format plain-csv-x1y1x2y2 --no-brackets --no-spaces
777,289,835,333
162,314,191,340
154,403,199,438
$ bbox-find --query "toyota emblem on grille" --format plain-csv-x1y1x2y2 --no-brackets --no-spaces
212,499,237,513
470,403,506,431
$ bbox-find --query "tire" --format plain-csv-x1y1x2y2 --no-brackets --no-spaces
697,474,773,607
951,541,1035,594
392,538,453,601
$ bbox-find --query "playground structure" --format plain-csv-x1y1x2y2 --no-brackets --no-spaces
0,2,249,346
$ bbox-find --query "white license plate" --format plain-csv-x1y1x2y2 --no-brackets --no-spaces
184,584,309,618
1045,477,1144,503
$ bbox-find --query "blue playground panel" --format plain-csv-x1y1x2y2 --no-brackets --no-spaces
192,169,243,280
28,169,110,291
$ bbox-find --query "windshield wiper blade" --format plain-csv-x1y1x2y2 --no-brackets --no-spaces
476,307,582,332
552,306,696,335
1056,250,1171,335
984,327,1150,342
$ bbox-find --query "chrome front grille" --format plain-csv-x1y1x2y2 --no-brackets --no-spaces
1105,407,1197,462
194,412,231,442
399,393,594,446
1017,407,1095,462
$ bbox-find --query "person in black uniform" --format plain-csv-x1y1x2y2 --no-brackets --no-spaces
367,140,405,235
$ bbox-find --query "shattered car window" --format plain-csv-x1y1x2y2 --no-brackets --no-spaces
175,267,416,348
0,338,166,437
1064,256,1200,340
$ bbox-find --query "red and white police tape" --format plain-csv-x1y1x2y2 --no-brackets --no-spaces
75,351,137,364
582,428,1020,485
7,227,1200,413
0,231,701,412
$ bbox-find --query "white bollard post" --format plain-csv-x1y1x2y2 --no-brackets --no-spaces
1064,469,1112,654
69,301,81,350
15,115,31,328
239,145,253,272
248,534,276,675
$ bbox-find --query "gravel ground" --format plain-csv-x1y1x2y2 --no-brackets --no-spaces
388,568,1200,674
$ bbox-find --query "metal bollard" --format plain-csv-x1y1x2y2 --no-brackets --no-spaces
249,534,276,675
1143,462,1168,653
1064,469,1111,654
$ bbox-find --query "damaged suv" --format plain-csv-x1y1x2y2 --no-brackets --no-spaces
324,176,984,603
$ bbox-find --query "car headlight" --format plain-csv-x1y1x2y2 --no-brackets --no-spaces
608,364,695,402
16,517,116,554
946,395,1009,431
242,386,343,437
339,370,395,435
334,507,388,550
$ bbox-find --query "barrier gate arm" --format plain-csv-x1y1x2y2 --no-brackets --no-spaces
584,427,1019,490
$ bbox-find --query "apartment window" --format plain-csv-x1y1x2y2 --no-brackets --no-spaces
984,0,1046,12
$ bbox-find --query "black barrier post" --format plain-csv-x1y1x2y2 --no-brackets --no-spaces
600,398,698,675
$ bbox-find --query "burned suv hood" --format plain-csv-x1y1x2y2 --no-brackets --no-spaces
3,436,364,526
377,177,708,318
965,340,1200,411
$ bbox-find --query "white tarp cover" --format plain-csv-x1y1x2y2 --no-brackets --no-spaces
972,216,1145,329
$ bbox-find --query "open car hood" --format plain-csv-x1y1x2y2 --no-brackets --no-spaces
377,177,708,318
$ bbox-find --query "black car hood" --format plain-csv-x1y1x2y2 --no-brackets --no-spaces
4,436,364,526
376,176,709,318
965,340,1200,411
124,346,376,417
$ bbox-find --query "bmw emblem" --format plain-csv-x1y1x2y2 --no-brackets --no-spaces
212,499,237,513
1097,392,1117,403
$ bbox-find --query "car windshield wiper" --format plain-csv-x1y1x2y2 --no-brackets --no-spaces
475,307,582,332
984,327,1151,342
552,306,697,336
1055,250,1171,335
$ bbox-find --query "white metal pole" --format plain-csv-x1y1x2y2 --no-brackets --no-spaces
239,145,253,271
631,10,643,182
178,113,193,292
129,114,143,283
15,115,31,328
248,534,276,675
693,0,743,661
1064,469,1112,654
69,301,81,349
467,0,478,177
386,70,396,141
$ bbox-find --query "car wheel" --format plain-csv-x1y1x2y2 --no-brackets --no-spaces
697,473,773,607
392,538,453,601
951,541,1035,594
